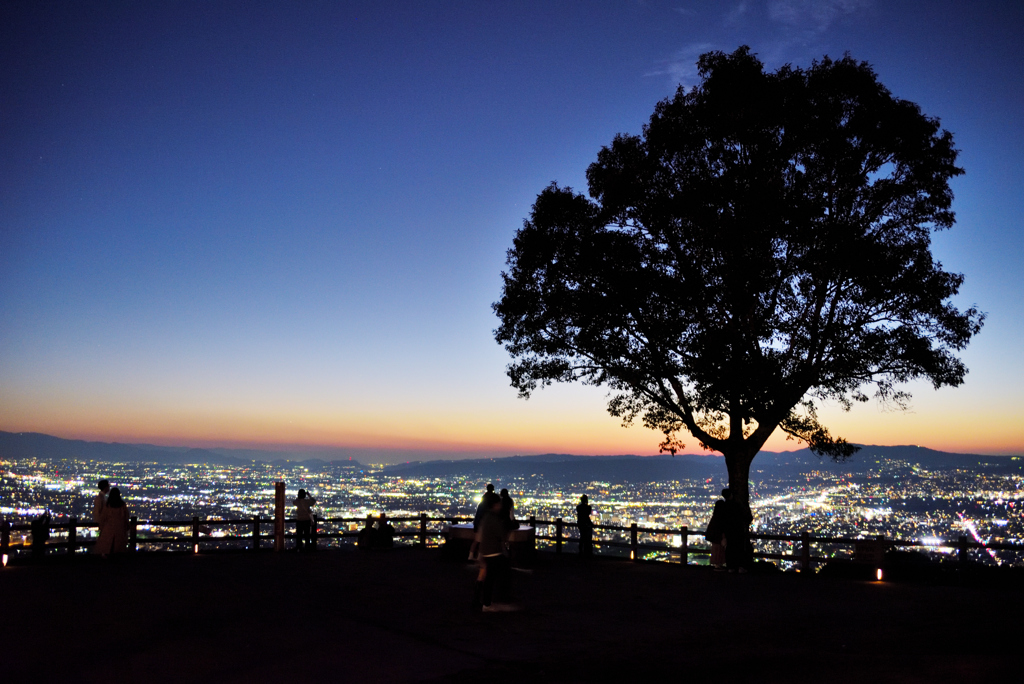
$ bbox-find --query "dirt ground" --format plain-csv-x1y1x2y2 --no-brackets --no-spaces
1,548,1019,682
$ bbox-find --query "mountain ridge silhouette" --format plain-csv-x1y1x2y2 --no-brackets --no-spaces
2,430,1018,479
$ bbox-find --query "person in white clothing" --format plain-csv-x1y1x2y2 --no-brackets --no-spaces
93,479,110,520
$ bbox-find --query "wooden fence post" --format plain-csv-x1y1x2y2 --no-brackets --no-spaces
419,512,427,548
679,525,688,567
801,530,811,572
129,516,138,553
252,516,260,552
192,516,200,553
555,518,563,554
68,517,78,555
1,520,9,567
630,523,638,561
958,535,969,566
274,482,285,552
311,514,318,551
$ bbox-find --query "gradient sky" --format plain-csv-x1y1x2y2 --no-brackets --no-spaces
2,1,1022,461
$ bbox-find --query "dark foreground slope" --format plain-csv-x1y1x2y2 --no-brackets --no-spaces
1,550,1018,683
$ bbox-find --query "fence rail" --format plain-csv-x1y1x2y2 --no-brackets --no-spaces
2,513,1019,571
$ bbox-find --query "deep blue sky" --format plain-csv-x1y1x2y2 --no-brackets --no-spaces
2,1,1022,461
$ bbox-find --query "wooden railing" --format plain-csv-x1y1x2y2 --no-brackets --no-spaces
2,514,1019,570
0,514,470,559
527,516,1024,569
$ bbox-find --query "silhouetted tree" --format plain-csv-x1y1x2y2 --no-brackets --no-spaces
493,47,983,518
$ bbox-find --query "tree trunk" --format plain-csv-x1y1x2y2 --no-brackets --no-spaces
723,449,755,523
721,447,756,570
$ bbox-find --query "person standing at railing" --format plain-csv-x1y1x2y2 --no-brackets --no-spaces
294,489,316,552
473,496,517,612
95,487,129,557
499,488,518,530
473,484,500,530
576,495,594,557
705,490,728,571
30,510,51,557
93,479,110,523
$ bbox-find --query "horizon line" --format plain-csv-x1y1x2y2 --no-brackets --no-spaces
3,429,1021,462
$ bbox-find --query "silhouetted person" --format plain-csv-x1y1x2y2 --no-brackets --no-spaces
376,514,395,548
93,479,110,522
499,488,518,530
357,515,376,550
1,519,10,560
576,495,594,557
473,484,500,530
96,488,129,557
723,489,753,572
473,497,515,612
294,489,316,552
705,489,729,570
31,511,51,557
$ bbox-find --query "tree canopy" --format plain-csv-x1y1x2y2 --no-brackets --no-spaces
493,47,983,503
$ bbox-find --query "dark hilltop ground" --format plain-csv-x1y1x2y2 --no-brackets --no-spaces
2,548,1020,683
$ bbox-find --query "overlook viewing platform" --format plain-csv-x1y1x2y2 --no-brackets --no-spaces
2,546,1019,682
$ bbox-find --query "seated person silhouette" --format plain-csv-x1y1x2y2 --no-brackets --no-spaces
375,513,395,548
357,515,376,550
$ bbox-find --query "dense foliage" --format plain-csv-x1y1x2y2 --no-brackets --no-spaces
494,47,983,505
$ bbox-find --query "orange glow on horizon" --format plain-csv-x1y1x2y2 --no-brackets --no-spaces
3,412,1021,458
2,384,1022,457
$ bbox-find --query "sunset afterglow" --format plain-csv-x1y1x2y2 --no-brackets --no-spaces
2,2,1022,461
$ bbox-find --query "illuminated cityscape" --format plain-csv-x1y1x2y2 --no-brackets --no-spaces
3,453,1021,567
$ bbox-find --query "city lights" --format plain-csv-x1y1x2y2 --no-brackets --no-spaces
1,453,1021,567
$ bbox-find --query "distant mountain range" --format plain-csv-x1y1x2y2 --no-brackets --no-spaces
0,430,361,468
381,446,1022,482
2,430,1018,481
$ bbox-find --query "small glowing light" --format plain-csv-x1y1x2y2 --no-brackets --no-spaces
630,551,635,560
876,568,883,581
2,554,7,567
193,544,199,554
